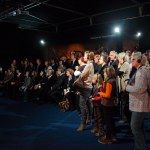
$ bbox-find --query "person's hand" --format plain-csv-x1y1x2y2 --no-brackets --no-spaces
122,85,126,92
75,66,79,70
89,98,94,101
124,80,128,85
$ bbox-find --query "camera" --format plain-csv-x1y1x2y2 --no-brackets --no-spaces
117,71,124,78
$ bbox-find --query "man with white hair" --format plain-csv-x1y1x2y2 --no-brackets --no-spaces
108,51,118,71
123,52,150,150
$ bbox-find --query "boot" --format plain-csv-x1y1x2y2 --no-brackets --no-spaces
95,129,105,137
86,116,93,125
91,128,98,134
76,122,86,131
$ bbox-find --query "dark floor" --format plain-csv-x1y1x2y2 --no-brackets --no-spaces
0,96,150,150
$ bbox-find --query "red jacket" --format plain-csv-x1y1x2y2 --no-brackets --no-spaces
91,87,103,101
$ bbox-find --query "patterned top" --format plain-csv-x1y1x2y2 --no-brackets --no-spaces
126,66,150,112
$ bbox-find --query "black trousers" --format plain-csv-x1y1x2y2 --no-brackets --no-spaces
103,106,115,139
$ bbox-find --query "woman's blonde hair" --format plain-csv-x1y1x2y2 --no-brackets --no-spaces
118,52,129,62
93,73,103,87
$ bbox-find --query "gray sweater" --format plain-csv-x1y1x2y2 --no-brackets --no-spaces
80,62,94,89
126,66,150,112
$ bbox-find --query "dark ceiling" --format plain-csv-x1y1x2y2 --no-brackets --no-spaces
0,0,150,34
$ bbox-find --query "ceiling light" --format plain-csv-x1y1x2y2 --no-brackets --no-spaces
114,26,121,33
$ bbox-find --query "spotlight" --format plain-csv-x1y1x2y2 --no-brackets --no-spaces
114,26,120,33
136,32,141,37
12,11,17,16
40,40,45,45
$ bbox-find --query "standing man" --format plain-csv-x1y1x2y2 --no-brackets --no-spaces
70,52,79,71
123,52,150,150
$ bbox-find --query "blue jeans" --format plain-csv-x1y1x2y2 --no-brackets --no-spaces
130,111,147,150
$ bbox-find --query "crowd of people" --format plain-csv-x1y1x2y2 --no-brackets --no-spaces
0,49,150,150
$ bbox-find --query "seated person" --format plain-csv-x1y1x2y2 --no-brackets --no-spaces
48,66,67,104
63,68,76,111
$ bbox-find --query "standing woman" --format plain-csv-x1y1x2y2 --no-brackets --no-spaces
123,52,150,150
117,52,131,123
76,51,94,131
98,66,117,144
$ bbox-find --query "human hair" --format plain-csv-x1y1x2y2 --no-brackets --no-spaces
84,51,94,60
103,66,116,78
101,54,108,63
78,56,84,62
66,68,74,76
48,68,54,75
118,52,129,62
133,52,147,65
57,66,65,73
109,51,117,58
92,73,103,87
94,54,100,60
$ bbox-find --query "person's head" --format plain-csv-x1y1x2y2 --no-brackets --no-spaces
92,73,103,86
44,60,49,66
31,70,36,77
50,59,55,64
25,71,30,77
36,58,41,65
12,59,17,65
39,70,45,77
118,52,129,64
84,51,94,62
48,68,54,76
109,51,117,61
99,54,108,65
78,56,84,65
146,50,150,58
7,68,12,74
59,60,64,66
66,68,74,77
94,54,100,64
57,66,65,76
29,61,34,66
103,66,116,80
16,69,20,74
71,52,76,60
61,56,67,62
131,52,147,68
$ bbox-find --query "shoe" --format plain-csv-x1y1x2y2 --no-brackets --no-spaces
118,119,127,123
111,135,117,142
91,128,98,134
98,138,112,144
86,118,93,125
124,132,133,138
76,123,86,131
76,91,80,95
96,130,105,137
95,132,99,136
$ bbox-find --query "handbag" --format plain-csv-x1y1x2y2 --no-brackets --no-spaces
73,76,84,88
59,96,70,112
